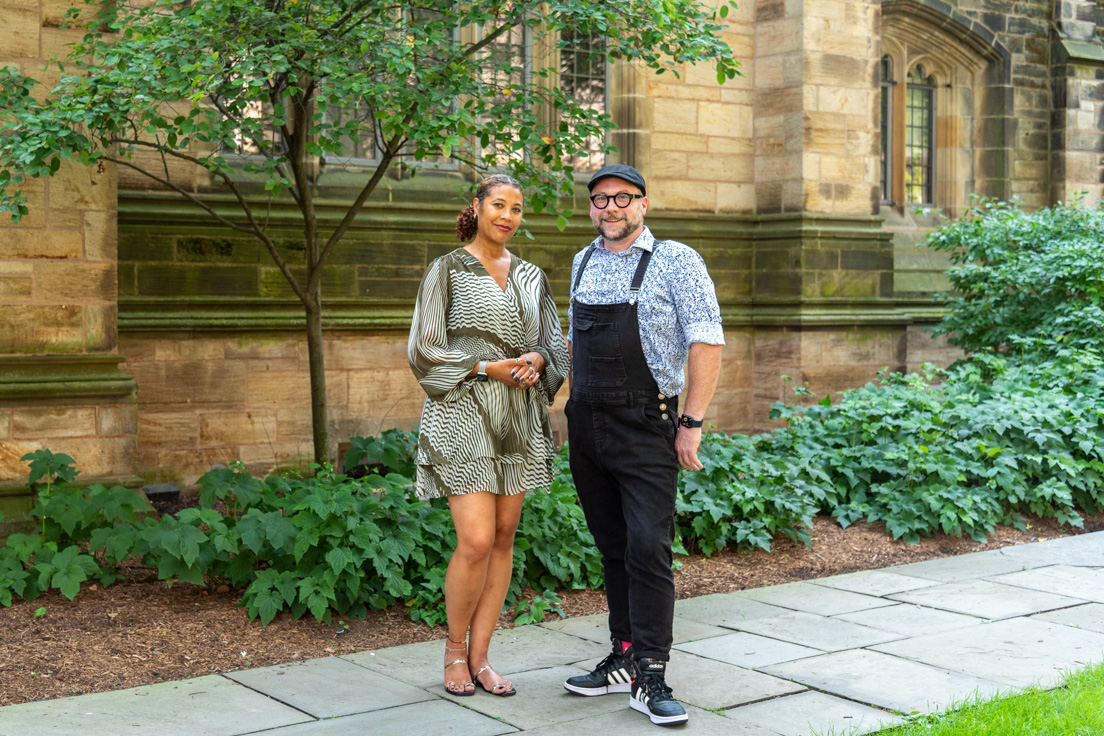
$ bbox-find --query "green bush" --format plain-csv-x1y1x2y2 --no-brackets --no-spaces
730,351,1104,543
927,198,1104,355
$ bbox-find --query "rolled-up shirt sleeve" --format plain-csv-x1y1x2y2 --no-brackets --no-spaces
673,248,725,346
408,257,477,403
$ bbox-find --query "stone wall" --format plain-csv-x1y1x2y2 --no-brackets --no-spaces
114,190,953,485
0,0,138,523
120,322,935,486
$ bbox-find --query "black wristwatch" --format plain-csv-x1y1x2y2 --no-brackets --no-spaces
678,414,703,429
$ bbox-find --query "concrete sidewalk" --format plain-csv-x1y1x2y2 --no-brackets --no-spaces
1,532,1102,736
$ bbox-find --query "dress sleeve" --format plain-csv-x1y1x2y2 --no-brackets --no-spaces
531,268,569,405
408,256,478,403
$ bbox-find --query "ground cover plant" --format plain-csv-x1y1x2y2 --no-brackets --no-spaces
864,660,1104,736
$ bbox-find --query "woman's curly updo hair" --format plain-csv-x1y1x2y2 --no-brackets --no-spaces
455,174,523,241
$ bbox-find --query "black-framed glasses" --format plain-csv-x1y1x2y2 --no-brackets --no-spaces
589,192,644,209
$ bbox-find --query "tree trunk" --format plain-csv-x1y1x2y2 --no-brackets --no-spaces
304,285,329,467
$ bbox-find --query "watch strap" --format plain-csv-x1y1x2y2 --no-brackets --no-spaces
678,414,703,428
476,360,489,381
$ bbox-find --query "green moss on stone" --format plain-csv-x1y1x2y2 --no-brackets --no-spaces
137,264,260,297
176,237,261,264
118,235,175,262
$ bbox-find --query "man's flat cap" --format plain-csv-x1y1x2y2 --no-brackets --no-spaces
587,164,646,195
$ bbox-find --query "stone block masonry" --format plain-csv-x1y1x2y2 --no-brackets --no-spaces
0,0,138,523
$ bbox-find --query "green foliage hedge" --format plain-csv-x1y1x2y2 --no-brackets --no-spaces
0,429,814,625
2,200,1102,625
928,198,1104,356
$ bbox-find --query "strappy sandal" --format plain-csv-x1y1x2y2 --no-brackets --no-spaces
472,664,516,697
443,635,475,696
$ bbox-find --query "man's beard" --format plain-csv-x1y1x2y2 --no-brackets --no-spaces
595,212,639,242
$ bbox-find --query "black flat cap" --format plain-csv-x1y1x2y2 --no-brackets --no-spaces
587,164,646,195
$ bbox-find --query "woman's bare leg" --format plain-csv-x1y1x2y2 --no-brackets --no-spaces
442,492,498,694
467,492,525,693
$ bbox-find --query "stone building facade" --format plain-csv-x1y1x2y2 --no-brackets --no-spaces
3,0,1103,513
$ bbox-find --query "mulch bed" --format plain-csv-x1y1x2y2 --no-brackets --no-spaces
1,502,1100,708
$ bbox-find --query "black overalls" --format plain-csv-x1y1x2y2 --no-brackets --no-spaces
565,246,679,661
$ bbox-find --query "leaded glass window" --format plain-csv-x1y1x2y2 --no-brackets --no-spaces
880,56,894,203
560,30,607,174
904,65,934,205
479,23,530,167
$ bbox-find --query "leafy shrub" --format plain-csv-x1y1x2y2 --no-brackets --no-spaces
731,350,1104,543
927,198,1104,355
678,432,825,555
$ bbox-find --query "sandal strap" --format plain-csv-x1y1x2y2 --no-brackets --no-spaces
445,658,468,669
472,664,512,691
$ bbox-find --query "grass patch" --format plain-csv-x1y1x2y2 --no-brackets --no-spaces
872,660,1104,736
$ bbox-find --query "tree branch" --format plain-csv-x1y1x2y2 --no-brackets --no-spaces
316,129,403,269
106,139,309,304
101,155,255,235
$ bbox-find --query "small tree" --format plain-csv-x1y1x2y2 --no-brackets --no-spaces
0,0,741,464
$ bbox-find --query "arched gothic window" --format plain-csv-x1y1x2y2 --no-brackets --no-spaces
879,57,939,206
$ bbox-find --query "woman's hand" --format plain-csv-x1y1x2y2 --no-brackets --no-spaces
488,356,541,388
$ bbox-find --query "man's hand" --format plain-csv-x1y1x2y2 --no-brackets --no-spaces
675,426,704,471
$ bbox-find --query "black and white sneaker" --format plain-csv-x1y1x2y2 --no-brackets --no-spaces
564,638,633,696
630,657,688,726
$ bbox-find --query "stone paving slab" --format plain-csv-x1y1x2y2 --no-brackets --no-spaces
344,626,605,691
870,616,1104,689
832,603,985,637
761,649,1010,715
995,533,1104,567
0,675,311,736
674,592,794,629
722,690,906,736
257,699,517,735
887,550,1034,582
812,569,940,597
226,656,434,718
987,565,1104,603
1032,602,1104,633
733,581,895,616
521,703,753,735
541,612,730,646
889,578,1087,619
458,665,630,731
674,631,822,669
664,649,806,710
734,610,900,652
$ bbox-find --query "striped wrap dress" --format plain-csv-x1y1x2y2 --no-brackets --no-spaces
408,249,568,498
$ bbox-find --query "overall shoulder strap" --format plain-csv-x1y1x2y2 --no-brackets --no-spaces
570,246,597,302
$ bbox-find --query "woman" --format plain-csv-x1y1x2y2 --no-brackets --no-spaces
408,174,568,697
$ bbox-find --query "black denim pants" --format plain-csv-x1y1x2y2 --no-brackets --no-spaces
566,391,680,660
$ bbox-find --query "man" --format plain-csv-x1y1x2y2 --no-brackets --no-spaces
563,164,724,726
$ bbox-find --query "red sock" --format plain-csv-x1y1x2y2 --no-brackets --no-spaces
620,640,632,654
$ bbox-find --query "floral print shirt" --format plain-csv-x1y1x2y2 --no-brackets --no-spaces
568,226,724,397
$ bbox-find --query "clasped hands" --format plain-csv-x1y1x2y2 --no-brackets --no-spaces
487,352,544,388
